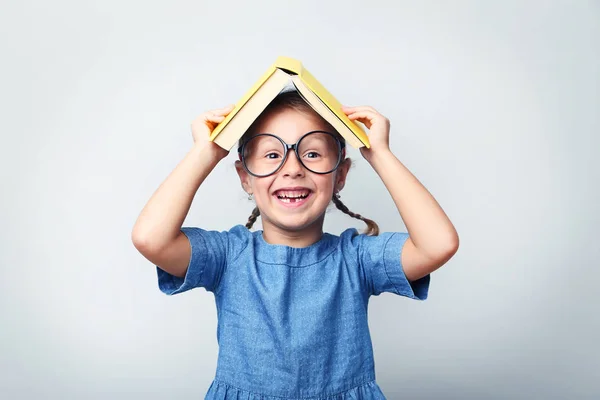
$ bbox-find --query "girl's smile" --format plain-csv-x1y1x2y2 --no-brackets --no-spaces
273,187,313,208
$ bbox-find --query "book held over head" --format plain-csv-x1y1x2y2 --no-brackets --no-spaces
209,56,370,151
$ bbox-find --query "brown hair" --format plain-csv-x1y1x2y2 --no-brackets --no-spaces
241,91,379,236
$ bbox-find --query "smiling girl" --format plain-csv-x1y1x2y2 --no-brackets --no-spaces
132,90,459,399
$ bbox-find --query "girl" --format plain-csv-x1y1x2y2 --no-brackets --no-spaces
132,90,459,399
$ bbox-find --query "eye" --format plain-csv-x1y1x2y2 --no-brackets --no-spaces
266,152,281,159
304,151,320,159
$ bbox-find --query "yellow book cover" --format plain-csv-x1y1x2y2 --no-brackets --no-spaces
209,56,370,148
208,64,278,141
274,56,370,148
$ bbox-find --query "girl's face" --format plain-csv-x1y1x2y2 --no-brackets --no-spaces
236,107,350,237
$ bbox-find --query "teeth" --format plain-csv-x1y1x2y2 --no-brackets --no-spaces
276,190,310,199
279,196,306,203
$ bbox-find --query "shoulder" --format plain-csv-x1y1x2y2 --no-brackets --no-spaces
336,227,359,246
335,228,410,259
225,224,253,240
180,224,252,259
180,224,250,241
335,227,405,246
329,228,364,262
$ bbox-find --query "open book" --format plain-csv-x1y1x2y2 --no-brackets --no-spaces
209,56,370,150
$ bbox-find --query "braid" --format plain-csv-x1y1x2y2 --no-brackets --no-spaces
245,206,260,230
332,194,379,236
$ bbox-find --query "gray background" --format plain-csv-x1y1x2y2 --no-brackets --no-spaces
1,0,598,399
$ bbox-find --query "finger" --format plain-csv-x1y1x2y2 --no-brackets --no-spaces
348,108,390,122
203,113,226,123
346,110,377,121
201,105,235,119
346,111,375,129
342,105,380,114
210,105,235,116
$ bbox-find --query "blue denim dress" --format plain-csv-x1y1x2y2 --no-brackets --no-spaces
157,225,430,399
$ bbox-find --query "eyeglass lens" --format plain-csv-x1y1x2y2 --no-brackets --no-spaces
242,132,341,176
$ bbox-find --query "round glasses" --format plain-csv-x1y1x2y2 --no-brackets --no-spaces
237,131,346,177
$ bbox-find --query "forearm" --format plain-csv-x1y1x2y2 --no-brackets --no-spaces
132,144,220,250
367,149,458,258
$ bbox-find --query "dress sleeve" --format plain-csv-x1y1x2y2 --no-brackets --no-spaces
345,229,430,299
156,225,249,295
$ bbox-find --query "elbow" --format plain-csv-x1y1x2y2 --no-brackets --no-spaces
446,231,460,256
427,232,459,267
131,227,162,255
132,231,147,253
438,232,459,264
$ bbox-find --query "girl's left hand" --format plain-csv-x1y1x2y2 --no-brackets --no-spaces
342,105,391,161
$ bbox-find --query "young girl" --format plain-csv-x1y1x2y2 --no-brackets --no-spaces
132,90,459,399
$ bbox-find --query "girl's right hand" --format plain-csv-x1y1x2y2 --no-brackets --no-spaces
190,104,235,160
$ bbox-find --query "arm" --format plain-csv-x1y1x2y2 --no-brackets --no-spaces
131,106,233,278
343,106,459,282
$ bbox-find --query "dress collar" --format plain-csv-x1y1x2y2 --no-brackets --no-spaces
252,230,337,267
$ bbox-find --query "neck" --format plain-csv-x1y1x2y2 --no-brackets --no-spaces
260,216,325,248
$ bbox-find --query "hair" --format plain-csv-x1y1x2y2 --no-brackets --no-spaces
241,91,379,236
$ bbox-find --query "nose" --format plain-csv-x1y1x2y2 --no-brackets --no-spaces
280,151,305,178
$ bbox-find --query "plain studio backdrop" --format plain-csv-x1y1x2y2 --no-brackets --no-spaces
1,1,598,399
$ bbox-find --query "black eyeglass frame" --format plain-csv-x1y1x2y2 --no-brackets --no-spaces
237,130,346,178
